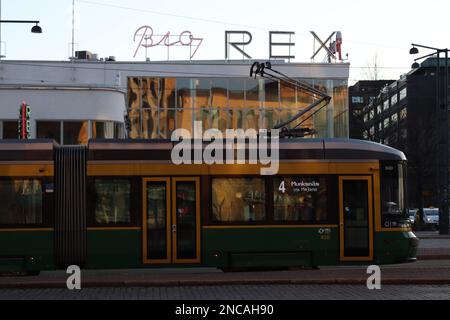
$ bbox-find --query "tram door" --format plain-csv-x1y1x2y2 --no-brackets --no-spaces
339,176,374,261
142,177,201,264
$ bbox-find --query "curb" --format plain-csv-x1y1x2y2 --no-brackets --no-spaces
417,255,450,260
3,278,450,289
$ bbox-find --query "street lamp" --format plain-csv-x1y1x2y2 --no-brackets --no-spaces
0,20,43,33
410,43,450,235
0,0,43,58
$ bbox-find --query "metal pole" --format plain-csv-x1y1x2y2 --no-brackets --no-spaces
72,0,74,59
442,50,450,234
0,0,2,60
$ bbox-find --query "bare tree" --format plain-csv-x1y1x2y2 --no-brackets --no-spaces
362,53,384,80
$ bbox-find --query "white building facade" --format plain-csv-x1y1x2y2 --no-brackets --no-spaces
0,59,350,144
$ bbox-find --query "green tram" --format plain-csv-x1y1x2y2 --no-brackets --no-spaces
0,138,418,273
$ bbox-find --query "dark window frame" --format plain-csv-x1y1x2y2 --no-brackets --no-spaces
272,175,334,224
0,177,53,228
208,175,269,226
206,175,339,226
87,176,140,227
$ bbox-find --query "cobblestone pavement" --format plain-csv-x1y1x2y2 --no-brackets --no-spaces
0,284,450,300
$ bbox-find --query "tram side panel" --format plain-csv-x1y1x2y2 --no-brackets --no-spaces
0,141,56,274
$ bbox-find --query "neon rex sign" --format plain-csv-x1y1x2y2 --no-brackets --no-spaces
133,26,203,59
133,26,344,62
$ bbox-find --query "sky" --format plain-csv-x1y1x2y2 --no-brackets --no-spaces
0,0,449,84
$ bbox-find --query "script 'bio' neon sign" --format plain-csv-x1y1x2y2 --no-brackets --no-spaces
133,26,203,59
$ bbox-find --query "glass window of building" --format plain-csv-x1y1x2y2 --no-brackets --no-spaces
93,179,131,225
63,121,88,145
363,131,368,139
400,128,407,139
369,110,374,120
352,96,364,104
400,88,407,101
400,108,407,120
244,79,261,130
141,78,160,138
194,78,211,109
176,78,195,135
36,121,61,144
363,114,368,122
160,78,177,136
379,122,383,131
0,179,42,225
127,77,142,139
391,94,398,106
383,99,389,111
211,79,229,131
92,121,111,139
370,126,375,135
377,105,382,115
263,79,279,110
211,178,265,223
369,96,376,104
391,113,398,123
273,177,328,222
92,121,123,139
2,121,19,139
383,118,390,129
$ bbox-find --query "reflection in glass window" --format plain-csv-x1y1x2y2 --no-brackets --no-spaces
383,99,389,111
391,94,398,106
211,79,228,109
64,121,88,145
37,121,61,144
0,179,42,225
228,78,245,108
400,88,407,100
352,96,364,104
274,177,327,222
391,113,398,123
2,121,19,139
94,179,131,224
383,118,390,129
400,108,407,120
92,121,113,139
363,114,368,122
212,178,265,222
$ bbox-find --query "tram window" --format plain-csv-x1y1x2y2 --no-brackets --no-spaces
211,178,266,222
0,179,43,225
93,179,131,225
381,162,406,217
273,177,328,222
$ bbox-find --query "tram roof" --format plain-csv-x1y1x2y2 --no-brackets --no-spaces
0,138,405,161
87,138,406,161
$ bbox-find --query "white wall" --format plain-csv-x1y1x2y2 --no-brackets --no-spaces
0,87,126,138
0,60,350,89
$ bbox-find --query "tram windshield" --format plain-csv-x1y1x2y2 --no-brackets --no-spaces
381,161,406,216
